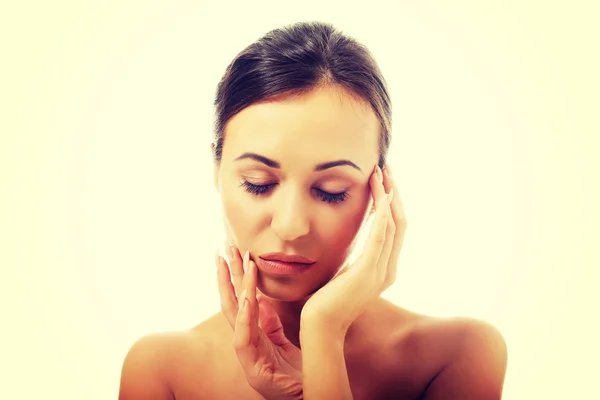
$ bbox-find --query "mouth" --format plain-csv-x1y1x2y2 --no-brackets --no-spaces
257,253,315,276
259,252,315,264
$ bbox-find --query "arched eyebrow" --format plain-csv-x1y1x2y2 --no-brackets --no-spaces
234,152,363,173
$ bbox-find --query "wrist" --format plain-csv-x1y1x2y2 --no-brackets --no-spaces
300,319,352,400
300,316,347,346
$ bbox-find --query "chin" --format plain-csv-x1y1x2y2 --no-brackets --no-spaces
256,276,320,302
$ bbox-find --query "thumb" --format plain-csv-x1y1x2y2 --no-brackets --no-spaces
257,296,291,347
331,264,349,281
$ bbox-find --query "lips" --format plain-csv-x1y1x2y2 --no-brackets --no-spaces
259,252,315,264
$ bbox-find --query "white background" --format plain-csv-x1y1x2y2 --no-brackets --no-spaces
1,1,599,399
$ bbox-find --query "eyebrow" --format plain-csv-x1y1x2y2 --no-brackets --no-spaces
234,152,363,173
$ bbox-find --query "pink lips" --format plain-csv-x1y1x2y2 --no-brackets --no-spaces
257,252,315,276
259,252,315,264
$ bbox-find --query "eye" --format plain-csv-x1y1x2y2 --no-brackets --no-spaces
240,181,276,196
239,181,349,204
314,188,349,204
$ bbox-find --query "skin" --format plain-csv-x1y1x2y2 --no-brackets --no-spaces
118,85,508,399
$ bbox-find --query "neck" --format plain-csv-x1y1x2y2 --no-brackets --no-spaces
259,292,379,349
261,294,310,348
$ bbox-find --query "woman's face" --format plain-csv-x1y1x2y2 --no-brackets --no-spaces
214,86,380,301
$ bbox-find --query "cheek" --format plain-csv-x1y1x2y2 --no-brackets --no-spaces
221,185,256,242
220,179,371,253
319,200,370,252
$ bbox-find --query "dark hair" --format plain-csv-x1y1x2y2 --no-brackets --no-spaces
212,21,392,169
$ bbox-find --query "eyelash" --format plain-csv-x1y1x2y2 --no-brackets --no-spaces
240,181,350,204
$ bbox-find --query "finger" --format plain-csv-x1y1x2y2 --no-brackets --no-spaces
368,165,385,207
232,288,259,372
377,190,396,286
216,255,239,330
245,255,260,348
383,165,406,229
237,251,260,348
370,165,386,199
382,164,393,194
361,166,392,271
331,263,349,281
229,246,245,296
383,165,407,287
257,295,292,347
368,164,391,216
256,293,266,329
233,254,267,373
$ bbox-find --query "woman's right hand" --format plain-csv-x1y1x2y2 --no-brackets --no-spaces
216,246,303,400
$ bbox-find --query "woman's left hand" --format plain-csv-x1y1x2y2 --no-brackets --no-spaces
301,164,406,334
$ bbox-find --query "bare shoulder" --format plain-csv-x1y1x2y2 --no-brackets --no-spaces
119,330,185,400
361,300,507,398
118,313,227,400
412,313,507,355
401,312,508,399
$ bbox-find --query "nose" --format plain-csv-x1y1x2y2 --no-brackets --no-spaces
270,186,310,242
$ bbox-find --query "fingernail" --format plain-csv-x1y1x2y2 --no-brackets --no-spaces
386,164,393,176
243,250,249,273
387,188,394,204
376,166,383,183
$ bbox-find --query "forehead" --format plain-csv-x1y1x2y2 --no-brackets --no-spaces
223,86,380,168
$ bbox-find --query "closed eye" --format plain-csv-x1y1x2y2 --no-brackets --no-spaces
240,181,349,204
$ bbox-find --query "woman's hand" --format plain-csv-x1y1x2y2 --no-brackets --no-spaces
301,164,406,335
216,246,303,400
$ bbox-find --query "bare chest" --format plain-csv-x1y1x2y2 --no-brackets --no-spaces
168,343,430,400
168,307,449,399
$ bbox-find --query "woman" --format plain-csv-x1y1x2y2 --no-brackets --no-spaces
119,21,507,399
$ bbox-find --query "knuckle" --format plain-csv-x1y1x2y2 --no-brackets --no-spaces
220,303,232,315
377,270,387,285
220,304,227,314
384,275,395,289
388,220,396,232
375,234,386,244
370,269,384,286
232,341,245,352
232,336,246,352
256,363,275,377
398,216,407,229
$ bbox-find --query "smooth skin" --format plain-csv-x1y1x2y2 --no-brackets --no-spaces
119,168,508,399
118,86,508,399
300,164,399,399
216,164,396,399
217,233,303,399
